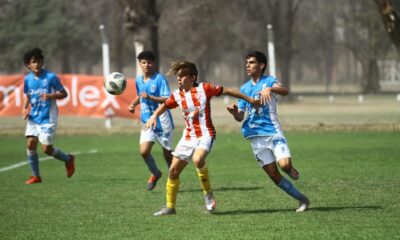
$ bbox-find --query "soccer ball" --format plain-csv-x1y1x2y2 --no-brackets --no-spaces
104,72,127,95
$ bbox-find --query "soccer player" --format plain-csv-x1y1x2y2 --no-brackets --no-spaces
226,51,309,212
145,61,259,216
128,51,174,191
22,47,75,184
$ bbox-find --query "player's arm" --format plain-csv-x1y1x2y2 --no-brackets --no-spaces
221,87,260,107
226,104,245,122
259,82,288,104
140,92,168,104
128,96,140,113
40,89,67,101
144,103,168,130
22,94,30,120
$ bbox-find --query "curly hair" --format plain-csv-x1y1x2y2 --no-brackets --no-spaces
23,48,44,66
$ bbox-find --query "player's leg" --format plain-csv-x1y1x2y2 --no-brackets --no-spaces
192,137,216,212
272,137,299,180
25,136,41,184
157,131,174,169
277,157,299,180
261,160,309,212
38,123,75,177
154,156,188,216
140,129,163,190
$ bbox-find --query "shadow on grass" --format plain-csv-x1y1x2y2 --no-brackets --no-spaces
179,186,263,193
213,205,383,215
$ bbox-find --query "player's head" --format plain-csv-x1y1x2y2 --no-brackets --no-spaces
246,51,267,74
23,47,44,66
137,51,155,61
137,51,156,74
168,61,198,89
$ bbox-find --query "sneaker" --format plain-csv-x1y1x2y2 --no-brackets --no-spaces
147,172,162,191
204,192,216,212
25,176,42,184
65,154,75,178
288,167,299,180
296,197,310,212
153,206,176,216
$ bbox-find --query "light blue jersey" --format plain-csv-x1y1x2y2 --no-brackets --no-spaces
238,75,284,139
135,73,174,133
24,70,64,124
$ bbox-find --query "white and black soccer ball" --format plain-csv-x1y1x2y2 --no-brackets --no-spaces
104,72,127,95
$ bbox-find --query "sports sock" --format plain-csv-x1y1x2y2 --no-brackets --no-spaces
196,165,211,195
277,178,306,201
166,178,179,209
144,155,161,177
27,149,40,176
52,148,70,162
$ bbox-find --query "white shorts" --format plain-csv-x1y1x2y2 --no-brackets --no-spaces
250,135,291,167
140,128,173,151
25,120,57,145
172,136,215,162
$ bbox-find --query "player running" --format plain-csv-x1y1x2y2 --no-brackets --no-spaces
128,51,174,191
145,61,259,216
227,51,309,212
22,47,75,184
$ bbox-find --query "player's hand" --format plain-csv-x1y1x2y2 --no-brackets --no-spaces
144,117,157,130
128,104,135,113
40,93,50,101
140,92,149,99
259,87,272,105
22,109,29,120
226,104,238,115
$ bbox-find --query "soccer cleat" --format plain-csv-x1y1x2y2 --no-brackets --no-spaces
25,176,42,184
153,206,176,216
204,192,216,212
147,172,162,191
288,167,299,180
65,154,75,178
296,197,310,212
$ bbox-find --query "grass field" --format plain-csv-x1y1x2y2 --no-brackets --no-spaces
1,131,400,240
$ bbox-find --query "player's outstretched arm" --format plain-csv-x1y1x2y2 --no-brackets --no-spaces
226,104,244,122
40,89,68,101
22,95,30,120
221,87,260,107
140,92,168,104
144,103,168,130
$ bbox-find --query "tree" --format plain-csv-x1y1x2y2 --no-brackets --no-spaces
375,0,400,52
118,0,159,75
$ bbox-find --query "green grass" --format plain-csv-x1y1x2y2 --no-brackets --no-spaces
1,132,400,240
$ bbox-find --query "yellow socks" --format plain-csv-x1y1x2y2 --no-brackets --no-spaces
166,178,179,209
196,165,211,195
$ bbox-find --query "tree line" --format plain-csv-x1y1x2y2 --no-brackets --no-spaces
0,0,397,94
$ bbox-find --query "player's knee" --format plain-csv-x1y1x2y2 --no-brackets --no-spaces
168,167,180,179
277,158,291,171
42,146,53,156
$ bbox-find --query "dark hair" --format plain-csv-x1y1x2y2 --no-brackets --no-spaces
246,51,267,73
23,48,44,66
137,51,155,61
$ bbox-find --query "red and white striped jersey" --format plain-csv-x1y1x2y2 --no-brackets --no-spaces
165,82,223,140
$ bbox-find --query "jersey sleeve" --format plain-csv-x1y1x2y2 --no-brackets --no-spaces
158,76,171,97
203,82,223,98
165,93,178,109
264,76,277,88
51,74,64,92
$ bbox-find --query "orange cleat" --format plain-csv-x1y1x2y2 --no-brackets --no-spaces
147,172,162,191
25,176,42,184
65,154,75,178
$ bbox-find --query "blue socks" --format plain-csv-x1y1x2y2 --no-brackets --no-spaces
27,150,40,176
278,178,305,201
52,148,70,162
145,155,161,177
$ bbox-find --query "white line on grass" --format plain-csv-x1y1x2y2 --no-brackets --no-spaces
0,149,98,173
